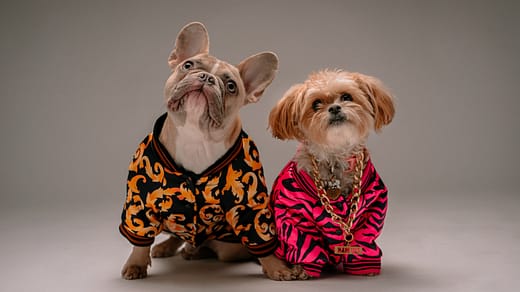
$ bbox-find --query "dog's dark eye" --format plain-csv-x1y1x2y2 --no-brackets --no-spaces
340,93,353,102
183,61,194,70
312,99,322,111
226,80,237,93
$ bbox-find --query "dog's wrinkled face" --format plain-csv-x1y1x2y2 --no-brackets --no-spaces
164,22,278,134
269,70,395,151
165,54,243,130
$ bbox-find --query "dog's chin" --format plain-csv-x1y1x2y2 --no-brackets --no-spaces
168,90,224,128
330,127,362,148
328,115,347,127
310,122,365,154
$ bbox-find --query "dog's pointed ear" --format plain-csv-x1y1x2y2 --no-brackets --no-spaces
269,84,305,140
237,52,278,104
168,22,209,69
353,73,395,131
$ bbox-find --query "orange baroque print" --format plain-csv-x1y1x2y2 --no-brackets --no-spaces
200,176,221,204
199,204,225,233
165,220,196,244
128,135,152,173
164,214,187,233
254,209,276,242
124,203,160,237
242,172,258,198
226,205,252,234
146,188,177,213
224,165,244,203
242,172,268,210
176,182,196,202
142,156,166,186
120,114,277,257
127,175,146,199
243,138,263,171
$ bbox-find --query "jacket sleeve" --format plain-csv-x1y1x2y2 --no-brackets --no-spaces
224,138,277,257
119,136,163,247
272,166,329,278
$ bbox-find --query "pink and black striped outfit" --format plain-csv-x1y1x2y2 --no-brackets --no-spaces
271,153,388,278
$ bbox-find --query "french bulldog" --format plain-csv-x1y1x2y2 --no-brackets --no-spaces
119,22,306,281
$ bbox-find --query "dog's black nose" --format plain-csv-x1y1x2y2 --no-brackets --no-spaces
328,105,342,115
198,73,215,85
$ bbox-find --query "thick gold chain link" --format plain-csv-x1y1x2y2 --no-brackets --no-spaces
312,151,365,245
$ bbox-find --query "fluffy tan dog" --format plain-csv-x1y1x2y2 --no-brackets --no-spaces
268,69,394,278
120,22,304,281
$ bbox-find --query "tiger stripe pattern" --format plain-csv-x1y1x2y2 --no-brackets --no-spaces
272,154,388,277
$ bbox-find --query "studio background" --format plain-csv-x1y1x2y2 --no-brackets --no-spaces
1,1,518,291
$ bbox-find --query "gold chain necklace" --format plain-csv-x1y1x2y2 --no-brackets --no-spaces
311,150,365,255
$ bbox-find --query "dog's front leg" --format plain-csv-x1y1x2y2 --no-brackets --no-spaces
258,255,309,281
121,246,151,280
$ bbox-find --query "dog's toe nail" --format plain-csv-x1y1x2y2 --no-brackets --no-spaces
122,265,147,280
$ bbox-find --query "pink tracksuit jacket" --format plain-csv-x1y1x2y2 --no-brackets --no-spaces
271,154,388,277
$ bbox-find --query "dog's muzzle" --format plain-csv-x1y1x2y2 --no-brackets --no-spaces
328,105,346,126
197,72,215,86
168,71,225,127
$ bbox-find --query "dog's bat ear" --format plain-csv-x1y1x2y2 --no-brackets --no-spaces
168,22,209,69
268,84,305,141
237,52,279,104
353,73,395,131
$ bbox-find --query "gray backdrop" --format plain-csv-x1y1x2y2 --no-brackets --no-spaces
1,0,518,208
0,0,519,290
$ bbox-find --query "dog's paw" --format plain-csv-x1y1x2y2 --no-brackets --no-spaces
361,272,379,277
259,255,310,281
121,246,151,280
263,264,310,281
151,247,175,258
180,245,215,260
151,237,183,258
121,264,148,280
290,265,311,280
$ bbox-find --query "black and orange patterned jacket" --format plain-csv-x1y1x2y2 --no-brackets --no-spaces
119,113,277,257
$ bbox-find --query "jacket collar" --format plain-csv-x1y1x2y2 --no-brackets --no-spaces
151,113,244,178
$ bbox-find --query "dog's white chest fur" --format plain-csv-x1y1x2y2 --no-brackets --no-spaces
174,123,227,174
